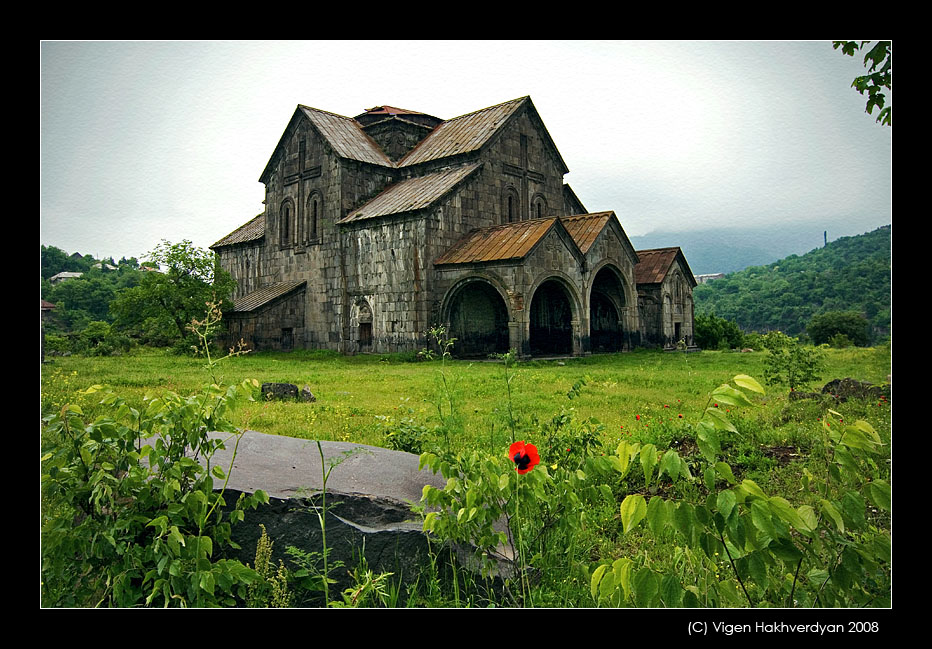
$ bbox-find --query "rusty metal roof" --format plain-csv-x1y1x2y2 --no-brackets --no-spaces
635,247,696,286
341,163,482,223
561,211,616,254
434,217,561,266
398,97,528,167
361,106,425,116
211,213,265,249
298,106,394,167
232,281,306,313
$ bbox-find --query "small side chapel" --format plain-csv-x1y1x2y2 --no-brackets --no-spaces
211,96,696,356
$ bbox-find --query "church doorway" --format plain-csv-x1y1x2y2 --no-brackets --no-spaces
529,279,574,356
447,280,509,357
590,266,626,352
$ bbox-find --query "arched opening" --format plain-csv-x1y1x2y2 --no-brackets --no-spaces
357,300,373,352
447,281,509,357
529,279,573,355
590,266,626,352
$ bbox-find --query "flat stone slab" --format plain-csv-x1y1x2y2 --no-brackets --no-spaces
184,432,458,604
203,430,446,503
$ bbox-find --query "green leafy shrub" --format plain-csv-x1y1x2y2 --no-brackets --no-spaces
761,331,824,392
40,378,268,607
695,313,744,350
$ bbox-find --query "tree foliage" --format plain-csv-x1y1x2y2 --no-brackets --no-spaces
694,313,744,350
833,40,892,126
808,310,871,347
693,226,890,341
761,331,824,392
110,240,236,350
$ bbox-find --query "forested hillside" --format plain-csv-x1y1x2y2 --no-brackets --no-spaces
693,226,891,341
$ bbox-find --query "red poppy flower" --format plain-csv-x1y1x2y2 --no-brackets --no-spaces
509,441,540,475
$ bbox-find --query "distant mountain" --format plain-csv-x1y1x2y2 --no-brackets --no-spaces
629,222,890,275
691,225,891,340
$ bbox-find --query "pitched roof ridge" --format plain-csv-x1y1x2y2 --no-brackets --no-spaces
362,105,426,115
442,96,529,122
211,213,266,248
561,211,614,220
297,104,355,120
636,246,682,254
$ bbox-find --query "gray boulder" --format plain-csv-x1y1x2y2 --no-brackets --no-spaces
261,382,299,400
198,432,465,605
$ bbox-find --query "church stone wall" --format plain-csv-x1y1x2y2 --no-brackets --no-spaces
227,289,306,352
215,98,696,356
583,226,640,340
341,215,430,354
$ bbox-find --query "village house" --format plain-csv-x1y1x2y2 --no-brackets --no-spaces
211,96,696,356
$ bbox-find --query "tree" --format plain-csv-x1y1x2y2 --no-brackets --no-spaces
761,331,824,392
833,40,892,126
694,313,744,350
110,240,235,349
808,310,871,347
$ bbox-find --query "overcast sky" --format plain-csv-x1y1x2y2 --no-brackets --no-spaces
40,40,892,262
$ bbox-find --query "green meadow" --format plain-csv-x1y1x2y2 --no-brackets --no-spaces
42,345,891,451
40,344,892,607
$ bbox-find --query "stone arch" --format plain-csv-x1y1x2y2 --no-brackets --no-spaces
442,277,511,357
355,299,373,352
531,193,548,220
306,190,323,243
502,185,521,224
279,198,295,248
589,264,627,352
528,274,580,356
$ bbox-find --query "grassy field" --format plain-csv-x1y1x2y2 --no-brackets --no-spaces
41,344,892,453
40,344,892,607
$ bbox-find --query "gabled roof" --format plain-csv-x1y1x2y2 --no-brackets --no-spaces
434,214,592,267
232,281,306,313
211,213,265,249
397,97,528,167
341,163,483,224
561,212,615,254
635,247,697,287
259,106,393,183
562,211,638,264
397,96,569,174
49,271,83,282
435,218,556,266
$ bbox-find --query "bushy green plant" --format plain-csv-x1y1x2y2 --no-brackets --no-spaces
695,313,744,350
246,524,292,608
378,399,431,454
41,304,267,607
590,375,890,608
761,331,824,392
40,378,268,607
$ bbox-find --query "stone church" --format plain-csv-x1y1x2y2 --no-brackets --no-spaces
211,96,696,357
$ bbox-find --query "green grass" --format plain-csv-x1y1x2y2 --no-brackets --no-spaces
41,344,891,607
41,345,891,452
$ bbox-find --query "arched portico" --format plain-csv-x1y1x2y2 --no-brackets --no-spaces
589,264,627,352
442,277,511,357
528,276,580,356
